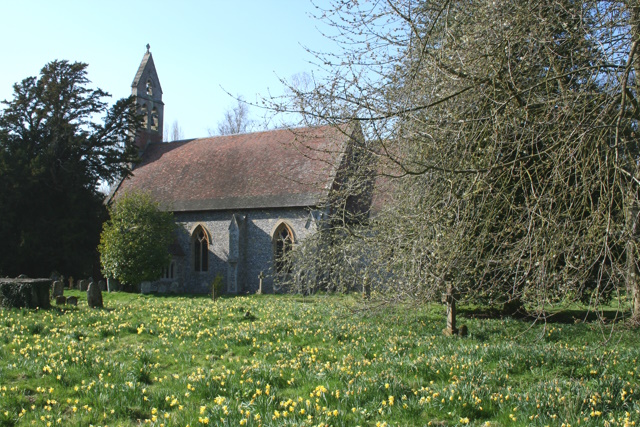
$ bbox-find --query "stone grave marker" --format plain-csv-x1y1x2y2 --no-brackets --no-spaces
257,271,264,294
52,281,64,298
87,282,103,308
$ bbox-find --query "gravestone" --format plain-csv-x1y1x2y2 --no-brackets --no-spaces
52,281,64,298
107,278,119,292
79,280,89,292
257,271,264,294
98,280,106,291
87,282,103,308
169,282,182,294
55,295,67,305
66,296,78,306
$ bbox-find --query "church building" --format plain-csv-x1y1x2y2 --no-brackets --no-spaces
110,48,367,294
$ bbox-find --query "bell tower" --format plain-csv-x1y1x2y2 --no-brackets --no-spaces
132,44,164,151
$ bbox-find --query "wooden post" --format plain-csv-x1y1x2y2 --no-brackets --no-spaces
442,285,459,336
363,273,371,299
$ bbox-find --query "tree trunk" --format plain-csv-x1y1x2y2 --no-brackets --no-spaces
626,206,640,322
628,2,640,323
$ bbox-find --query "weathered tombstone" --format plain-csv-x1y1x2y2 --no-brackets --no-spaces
79,280,89,292
442,285,459,336
169,281,182,294
68,277,74,290
458,324,468,337
55,295,67,305
257,271,264,294
66,296,78,306
87,282,103,308
362,273,371,299
107,278,119,292
98,280,106,291
52,281,64,298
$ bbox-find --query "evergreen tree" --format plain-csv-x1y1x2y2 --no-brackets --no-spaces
0,61,139,278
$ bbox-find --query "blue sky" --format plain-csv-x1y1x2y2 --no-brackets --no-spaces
0,1,337,139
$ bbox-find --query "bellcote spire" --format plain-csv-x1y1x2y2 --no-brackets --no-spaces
131,46,164,151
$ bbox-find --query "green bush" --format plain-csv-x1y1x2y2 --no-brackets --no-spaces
99,192,176,287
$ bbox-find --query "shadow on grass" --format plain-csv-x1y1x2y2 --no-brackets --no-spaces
458,306,631,324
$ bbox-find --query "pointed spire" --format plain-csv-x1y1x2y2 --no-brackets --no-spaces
131,47,164,150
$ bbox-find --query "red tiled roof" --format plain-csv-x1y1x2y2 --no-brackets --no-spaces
115,125,355,212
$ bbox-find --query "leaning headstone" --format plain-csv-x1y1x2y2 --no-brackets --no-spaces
87,282,103,308
66,296,78,306
55,295,67,305
52,281,64,298
98,280,106,291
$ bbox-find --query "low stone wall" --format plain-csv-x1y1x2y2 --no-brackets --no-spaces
0,278,51,309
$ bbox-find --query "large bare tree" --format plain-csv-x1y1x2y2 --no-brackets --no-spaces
212,97,254,136
272,1,640,321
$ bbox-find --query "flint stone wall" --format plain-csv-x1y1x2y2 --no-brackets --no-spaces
140,207,319,295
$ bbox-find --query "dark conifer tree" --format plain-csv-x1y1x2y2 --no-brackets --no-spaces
0,61,139,278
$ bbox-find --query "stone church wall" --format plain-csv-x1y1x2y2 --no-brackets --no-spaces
141,207,317,295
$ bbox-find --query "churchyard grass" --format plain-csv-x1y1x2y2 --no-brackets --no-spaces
0,292,638,427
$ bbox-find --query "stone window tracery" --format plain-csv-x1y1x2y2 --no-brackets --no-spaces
273,222,294,273
193,227,209,272
162,260,176,279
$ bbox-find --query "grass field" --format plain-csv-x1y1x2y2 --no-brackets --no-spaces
0,291,638,427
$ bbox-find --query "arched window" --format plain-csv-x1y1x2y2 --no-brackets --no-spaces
193,226,209,272
273,222,294,273
162,260,176,279
140,103,148,129
146,79,153,96
151,107,159,131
